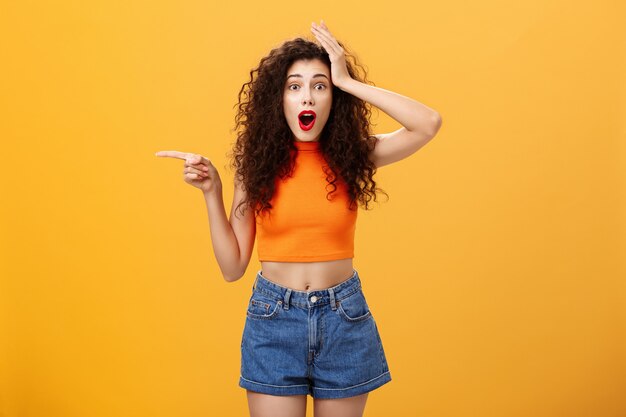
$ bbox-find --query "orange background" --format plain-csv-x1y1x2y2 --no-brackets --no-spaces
1,1,624,416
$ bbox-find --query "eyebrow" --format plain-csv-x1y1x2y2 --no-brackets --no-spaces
286,73,329,81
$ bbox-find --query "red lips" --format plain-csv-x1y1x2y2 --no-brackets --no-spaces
298,110,316,131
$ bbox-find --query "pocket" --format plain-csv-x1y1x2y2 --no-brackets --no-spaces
336,288,373,322
246,291,283,320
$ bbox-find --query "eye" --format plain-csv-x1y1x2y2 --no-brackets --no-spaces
288,84,300,90
315,84,327,90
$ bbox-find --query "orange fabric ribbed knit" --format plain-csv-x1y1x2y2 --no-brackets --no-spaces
255,140,358,262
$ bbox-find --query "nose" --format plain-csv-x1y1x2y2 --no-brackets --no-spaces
301,90,313,105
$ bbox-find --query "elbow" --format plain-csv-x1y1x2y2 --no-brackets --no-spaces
222,265,246,283
223,272,243,283
219,254,252,283
430,114,442,137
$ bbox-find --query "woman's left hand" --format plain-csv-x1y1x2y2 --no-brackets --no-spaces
310,20,353,89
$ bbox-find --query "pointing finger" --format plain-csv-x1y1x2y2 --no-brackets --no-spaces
156,151,212,170
188,155,202,164
186,154,211,167
155,150,190,160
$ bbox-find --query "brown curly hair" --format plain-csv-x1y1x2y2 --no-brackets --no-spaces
227,36,388,219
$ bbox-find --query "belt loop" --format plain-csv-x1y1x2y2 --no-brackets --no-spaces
283,289,292,310
328,287,337,311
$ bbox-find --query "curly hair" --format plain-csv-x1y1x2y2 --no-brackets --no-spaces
227,36,389,219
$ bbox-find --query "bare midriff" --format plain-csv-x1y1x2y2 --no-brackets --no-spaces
259,258,355,291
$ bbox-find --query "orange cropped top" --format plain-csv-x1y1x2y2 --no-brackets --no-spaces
255,140,358,262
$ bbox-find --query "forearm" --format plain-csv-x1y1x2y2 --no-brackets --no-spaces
337,78,441,134
203,189,242,282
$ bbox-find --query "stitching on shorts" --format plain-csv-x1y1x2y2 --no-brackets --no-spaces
250,299,270,314
312,371,391,391
253,287,362,307
254,288,285,301
240,375,309,388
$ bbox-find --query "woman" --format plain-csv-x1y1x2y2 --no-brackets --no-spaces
157,20,441,417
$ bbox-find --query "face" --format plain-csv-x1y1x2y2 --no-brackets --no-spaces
282,58,332,143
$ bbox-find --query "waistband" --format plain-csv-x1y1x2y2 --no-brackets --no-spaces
252,269,362,310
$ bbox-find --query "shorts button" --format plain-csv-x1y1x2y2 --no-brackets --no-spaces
310,296,318,303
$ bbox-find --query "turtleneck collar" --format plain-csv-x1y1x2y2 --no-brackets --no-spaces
293,140,320,152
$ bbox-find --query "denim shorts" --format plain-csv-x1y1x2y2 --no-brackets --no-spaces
239,269,392,399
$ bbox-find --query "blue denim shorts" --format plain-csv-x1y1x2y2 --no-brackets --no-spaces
239,269,392,399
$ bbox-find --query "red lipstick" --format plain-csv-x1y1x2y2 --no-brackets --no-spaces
298,110,316,131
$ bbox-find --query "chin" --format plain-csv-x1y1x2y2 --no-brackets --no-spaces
292,132,319,142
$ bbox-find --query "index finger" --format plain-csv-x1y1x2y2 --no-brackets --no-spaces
155,151,190,160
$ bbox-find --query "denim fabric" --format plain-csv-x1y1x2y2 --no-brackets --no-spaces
239,269,392,399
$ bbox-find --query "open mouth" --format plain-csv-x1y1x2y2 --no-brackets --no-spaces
298,110,316,131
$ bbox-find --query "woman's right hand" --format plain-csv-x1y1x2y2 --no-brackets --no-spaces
155,150,222,194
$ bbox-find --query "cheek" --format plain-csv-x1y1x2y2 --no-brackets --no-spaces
282,103,294,120
321,104,332,121
322,97,332,114
283,97,298,114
